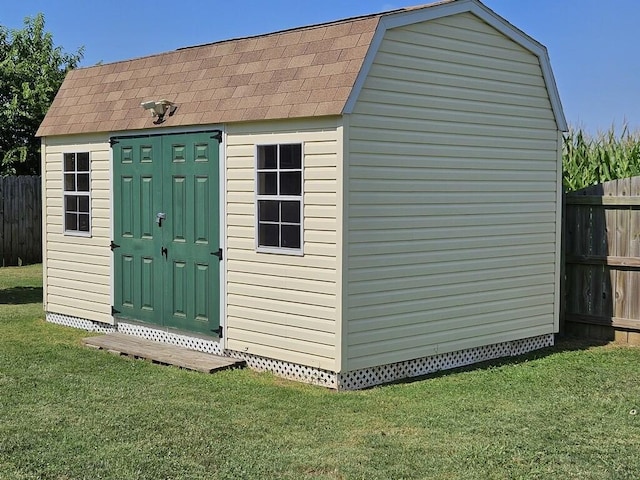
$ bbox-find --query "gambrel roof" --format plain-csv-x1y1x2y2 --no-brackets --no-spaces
37,0,566,137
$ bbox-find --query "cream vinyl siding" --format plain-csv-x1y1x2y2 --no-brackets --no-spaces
225,118,340,370
345,12,561,370
42,134,112,324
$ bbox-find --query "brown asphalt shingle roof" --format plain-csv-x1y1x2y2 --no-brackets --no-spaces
37,14,382,137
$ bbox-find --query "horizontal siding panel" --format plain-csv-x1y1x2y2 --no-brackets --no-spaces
357,88,551,122
349,283,553,321
46,243,111,260
349,232,556,256
229,317,334,345
349,262,554,295
350,111,555,140
46,295,111,317
349,242,555,269
352,100,556,130
349,202,556,217
48,270,110,289
347,324,554,370
349,302,552,335
349,252,556,283
349,178,555,193
349,191,555,205
228,271,335,295
228,259,336,282
227,328,334,358
48,285,109,305
349,307,553,345
227,294,334,321
227,248,336,269
226,337,334,371
47,304,113,325
350,221,554,243
350,165,557,182
349,142,557,162
349,124,557,151
228,282,336,309
47,259,110,276
350,272,554,308
374,49,544,88
349,212,556,230
384,26,538,66
227,305,335,333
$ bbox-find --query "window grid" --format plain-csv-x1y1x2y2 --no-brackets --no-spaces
256,144,302,253
63,152,91,236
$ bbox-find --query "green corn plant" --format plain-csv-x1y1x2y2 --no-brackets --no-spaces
563,124,640,191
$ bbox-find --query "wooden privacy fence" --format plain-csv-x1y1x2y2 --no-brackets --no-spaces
0,176,42,266
564,176,640,342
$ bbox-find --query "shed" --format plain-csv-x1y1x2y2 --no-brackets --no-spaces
37,0,566,389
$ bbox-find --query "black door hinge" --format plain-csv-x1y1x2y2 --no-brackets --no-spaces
213,326,223,338
109,138,119,147
111,306,120,316
110,241,120,251
211,248,223,261
211,130,222,143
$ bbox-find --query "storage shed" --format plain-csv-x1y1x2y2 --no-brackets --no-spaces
37,0,566,389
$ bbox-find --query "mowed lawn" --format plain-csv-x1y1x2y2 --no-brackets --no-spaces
2,266,640,479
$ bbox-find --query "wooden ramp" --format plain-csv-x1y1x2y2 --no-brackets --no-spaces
83,333,244,373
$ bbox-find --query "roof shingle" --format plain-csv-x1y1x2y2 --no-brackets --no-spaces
37,13,387,137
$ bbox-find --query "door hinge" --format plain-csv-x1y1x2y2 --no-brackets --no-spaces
213,326,223,338
211,248,223,261
211,130,222,143
110,240,120,251
109,138,119,147
111,306,120,316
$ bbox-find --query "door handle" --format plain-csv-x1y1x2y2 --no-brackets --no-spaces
156,212,166,227
161,246,168,259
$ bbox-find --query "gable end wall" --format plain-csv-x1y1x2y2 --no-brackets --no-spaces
344,12,561,371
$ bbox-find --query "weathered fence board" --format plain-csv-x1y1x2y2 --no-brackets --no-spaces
564,176,640,341
0,176,42,266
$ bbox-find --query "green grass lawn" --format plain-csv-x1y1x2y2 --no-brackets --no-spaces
2,265,640,479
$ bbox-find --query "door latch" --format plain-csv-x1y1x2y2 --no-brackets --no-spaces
161,246,168,259
156,212,166,227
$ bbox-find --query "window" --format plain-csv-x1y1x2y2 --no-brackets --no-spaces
63,152,91,235
256,143,302,252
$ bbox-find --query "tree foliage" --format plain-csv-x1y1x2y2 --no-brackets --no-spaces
0,13,83,176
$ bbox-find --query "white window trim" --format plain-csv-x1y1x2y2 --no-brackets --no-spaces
254,143,304,256
62,150,92,237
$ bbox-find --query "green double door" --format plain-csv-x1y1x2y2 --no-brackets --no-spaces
112,132,221,336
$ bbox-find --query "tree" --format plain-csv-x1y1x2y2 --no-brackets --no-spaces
0,13,83,176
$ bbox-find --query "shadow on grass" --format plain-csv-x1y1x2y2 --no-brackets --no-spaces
0,287,43,305
380,335,611,388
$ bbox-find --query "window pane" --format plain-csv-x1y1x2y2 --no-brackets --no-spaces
65,195,78,212
259,200,279,222
64,174,75,192
77,174,89,192
281,225,301,249
281,201,300,223
78,196,90,213
65,213,78,231
258,172,277,195
64,153,75,172
78,214,90,232
279,144,301,169
280,172,301,195
258,223,279,247
257,145,277,170
77,152,90,172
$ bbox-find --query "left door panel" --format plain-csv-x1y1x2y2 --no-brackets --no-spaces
113,137,164,325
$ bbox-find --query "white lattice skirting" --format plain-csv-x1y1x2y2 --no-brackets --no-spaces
46,312,554,390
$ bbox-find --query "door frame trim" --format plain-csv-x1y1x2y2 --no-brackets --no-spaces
109,126,226,347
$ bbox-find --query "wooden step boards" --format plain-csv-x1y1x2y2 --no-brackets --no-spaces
83,333,245,373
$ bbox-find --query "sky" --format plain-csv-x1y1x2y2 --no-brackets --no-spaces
1,0,637,134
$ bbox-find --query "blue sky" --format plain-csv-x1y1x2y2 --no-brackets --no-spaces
2,0,637,133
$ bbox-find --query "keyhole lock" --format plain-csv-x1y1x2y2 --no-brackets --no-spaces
156,212,166,227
